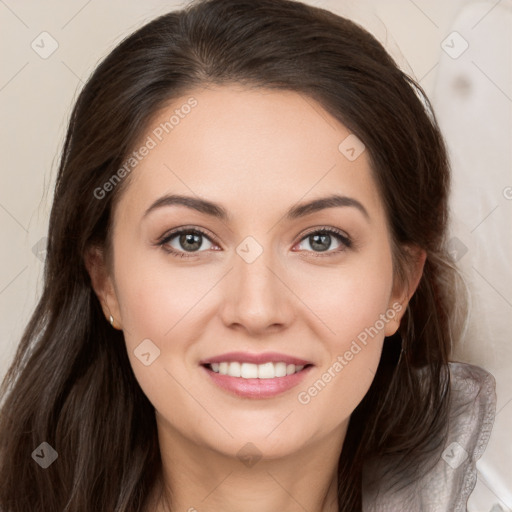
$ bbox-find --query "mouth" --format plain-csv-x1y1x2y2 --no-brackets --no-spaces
200,360,314,399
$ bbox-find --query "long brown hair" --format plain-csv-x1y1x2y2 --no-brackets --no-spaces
0,0,462,510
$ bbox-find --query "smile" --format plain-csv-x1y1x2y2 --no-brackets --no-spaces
201,362,313,399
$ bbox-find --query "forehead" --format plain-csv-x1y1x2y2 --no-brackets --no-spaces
114,85,384,224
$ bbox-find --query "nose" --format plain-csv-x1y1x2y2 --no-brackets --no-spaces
218,239,296,336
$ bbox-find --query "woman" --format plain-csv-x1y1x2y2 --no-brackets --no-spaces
0,0,496,510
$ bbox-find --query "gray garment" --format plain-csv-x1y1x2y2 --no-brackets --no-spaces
362,362,497,512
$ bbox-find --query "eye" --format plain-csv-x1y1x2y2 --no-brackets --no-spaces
157,227,218,258
294,227,352,255
156,225,352,259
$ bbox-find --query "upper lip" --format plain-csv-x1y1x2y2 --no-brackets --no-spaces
200,351,313,366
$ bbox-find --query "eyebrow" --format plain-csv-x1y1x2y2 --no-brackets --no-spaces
143,193,370,222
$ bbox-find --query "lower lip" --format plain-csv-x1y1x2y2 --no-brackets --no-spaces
201,365,313,399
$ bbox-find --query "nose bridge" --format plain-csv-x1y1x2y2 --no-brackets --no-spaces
222,234,293,332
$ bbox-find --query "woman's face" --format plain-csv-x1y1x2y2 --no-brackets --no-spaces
94,85,410,459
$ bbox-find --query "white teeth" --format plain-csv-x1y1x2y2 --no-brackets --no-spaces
241,363,258,379
229,361,241,377
208,361,307,378
258,362,275,379
274,362,287,377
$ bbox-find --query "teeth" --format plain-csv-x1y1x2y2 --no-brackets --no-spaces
209,361,306,378
241,362,258,378
228,361,241,377
274,362,287,377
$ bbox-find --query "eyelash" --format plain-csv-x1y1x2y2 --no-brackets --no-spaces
156,225,352,259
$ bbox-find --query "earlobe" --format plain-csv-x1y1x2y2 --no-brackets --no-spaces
384,304,404,337
84,245,123,329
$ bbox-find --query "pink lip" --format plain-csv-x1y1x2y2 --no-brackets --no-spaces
199,351,312,366
201,364,313,399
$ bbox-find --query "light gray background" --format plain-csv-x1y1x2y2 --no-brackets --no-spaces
1,0,511,510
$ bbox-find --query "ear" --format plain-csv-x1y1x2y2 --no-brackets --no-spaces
84,245,123,330
384,245,426,337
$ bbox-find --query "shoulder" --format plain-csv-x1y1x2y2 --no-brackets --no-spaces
362,361,497,512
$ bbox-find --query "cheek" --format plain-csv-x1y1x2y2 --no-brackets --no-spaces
292,245,395,347
293,261,393,425
292,246,394,419
113,245,216,345
111,247,208,411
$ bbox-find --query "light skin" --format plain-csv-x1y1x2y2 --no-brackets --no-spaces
86,85,425,512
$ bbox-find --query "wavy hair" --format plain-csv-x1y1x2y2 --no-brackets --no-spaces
0,0,464,510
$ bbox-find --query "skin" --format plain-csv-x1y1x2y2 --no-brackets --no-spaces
86,85,425,512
